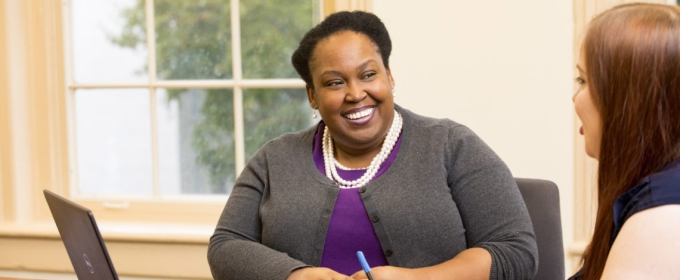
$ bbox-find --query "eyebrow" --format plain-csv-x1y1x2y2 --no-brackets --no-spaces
319,60,377,76
576,64,586,73
320,70,342,76
357,60,376,71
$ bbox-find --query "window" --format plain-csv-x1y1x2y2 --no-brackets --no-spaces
1,1,370,277
67,0,319,199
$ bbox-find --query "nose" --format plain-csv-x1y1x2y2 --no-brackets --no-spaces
572,90,578,103
344,81,367,102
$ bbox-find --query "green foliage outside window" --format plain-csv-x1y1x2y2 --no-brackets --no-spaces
111,0,316,194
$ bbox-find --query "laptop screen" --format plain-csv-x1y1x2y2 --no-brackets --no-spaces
43,190,119,280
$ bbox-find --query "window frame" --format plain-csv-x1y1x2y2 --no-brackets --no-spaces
0,2,375,225
58,0,378,224
62,0,320,223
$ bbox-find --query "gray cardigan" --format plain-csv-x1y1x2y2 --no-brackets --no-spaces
208,105,538,280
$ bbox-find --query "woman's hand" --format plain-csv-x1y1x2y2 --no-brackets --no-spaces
350,266,418,280
286,267,353,280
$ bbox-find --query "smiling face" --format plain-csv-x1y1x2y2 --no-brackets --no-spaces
307,31,395,154
574,46,602,159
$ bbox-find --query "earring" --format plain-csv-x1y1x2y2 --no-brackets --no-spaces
313,110,318,119
392,88,396,97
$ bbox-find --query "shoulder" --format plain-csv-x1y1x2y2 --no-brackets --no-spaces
397,104,465,131
250,125,317,161
396,105,478,142
601,205,680,280
614,159,680,232
262,125,315,148
647,159,680,204
396,105,507,171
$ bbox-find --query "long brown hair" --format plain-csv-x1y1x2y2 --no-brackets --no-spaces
580,3,680,279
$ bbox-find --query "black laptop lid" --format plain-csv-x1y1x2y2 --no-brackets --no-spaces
44,190,118,280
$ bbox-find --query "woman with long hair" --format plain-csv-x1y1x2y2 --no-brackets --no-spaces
571,3,680,279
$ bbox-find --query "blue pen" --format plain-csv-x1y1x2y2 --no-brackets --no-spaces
356,251,375,280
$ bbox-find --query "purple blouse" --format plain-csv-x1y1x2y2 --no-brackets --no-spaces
312,122,402,275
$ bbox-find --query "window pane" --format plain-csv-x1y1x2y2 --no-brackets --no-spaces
157,89,235,195
243,89,315,160
74,89,153,196
241,0,317,79
72,0,148,83
154,1,232,80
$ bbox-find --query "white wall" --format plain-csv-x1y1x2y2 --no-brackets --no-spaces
373,0,575,270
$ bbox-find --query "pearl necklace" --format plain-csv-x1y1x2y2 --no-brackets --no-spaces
334,158,367,170
322,110,402,189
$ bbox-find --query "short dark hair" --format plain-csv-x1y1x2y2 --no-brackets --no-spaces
291,11,392,88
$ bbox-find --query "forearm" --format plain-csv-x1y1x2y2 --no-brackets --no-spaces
208,237,308,280
414,248,491,280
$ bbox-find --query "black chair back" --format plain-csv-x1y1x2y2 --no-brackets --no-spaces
515,178,565,280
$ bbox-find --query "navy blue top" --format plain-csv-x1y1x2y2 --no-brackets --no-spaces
569,158,680,280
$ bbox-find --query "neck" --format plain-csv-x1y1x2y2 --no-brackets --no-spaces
333,138,385,169
321,110,402,188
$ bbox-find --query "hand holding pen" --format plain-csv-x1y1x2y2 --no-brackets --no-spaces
352,252,424,280
356,251,376,280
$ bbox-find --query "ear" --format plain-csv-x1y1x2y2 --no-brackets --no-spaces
386,67,395,89
306,85,317,109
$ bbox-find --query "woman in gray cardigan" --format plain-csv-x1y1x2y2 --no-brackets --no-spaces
208,11,537,280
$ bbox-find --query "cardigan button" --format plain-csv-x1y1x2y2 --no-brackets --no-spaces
359,187,366,193
371,216,380,223
385,250,393,257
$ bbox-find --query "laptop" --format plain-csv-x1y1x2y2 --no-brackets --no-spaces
43,189,119,280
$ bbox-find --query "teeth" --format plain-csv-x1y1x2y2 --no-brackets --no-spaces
345,107,375,120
